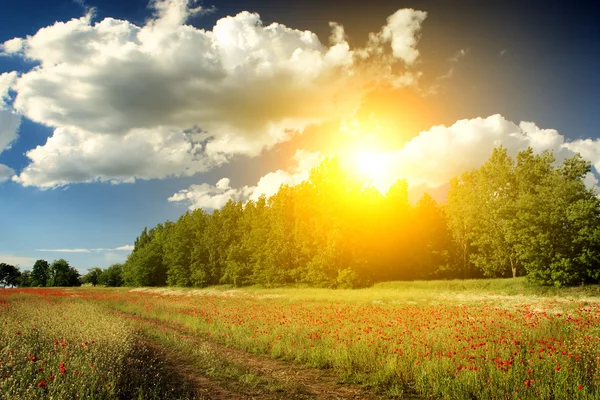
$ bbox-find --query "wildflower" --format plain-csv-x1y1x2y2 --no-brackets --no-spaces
37,380,46,388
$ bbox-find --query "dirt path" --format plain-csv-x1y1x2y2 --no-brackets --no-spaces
139,338,251,400
121,312,390,399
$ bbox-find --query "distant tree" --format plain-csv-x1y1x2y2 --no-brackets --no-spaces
82,267,103,286
31,259,51,287
0,263,21,287
49,259,80,287
98,264,124,287
18,270,32,287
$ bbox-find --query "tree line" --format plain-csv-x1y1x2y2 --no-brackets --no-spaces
4,146,598,289
118,146,600,288
1,259,80,288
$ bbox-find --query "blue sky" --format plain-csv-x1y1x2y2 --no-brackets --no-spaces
1,0,599,272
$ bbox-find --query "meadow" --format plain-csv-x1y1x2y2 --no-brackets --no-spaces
2,279,600,399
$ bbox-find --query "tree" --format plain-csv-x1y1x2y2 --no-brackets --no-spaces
82,267,103,286
513,151,600,286
446,171,478,278
469,147,520,278
98,264,123,287
49,259,80,287
31,259,51,287
19,270,32,287
123,224,168,286
0,263,21,287
164,213,195,287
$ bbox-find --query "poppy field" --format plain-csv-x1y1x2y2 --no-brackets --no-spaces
2,280,600,399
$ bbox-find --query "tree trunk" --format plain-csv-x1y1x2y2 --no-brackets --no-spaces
463,243,468,279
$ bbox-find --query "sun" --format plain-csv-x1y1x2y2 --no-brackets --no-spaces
353,149,387,181
345,148,395,193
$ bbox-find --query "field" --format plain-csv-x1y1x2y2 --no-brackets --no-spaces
2,279,600,399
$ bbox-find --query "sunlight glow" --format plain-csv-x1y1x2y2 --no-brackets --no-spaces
346,148,396,193
353,150,387,180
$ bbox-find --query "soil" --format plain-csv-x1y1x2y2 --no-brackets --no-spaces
121,312,392,400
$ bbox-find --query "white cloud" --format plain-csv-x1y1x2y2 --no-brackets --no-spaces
36,245,134,253
0,38,24,54
170,115,600,208
37,248,91,253
0,165,14,182
14,126,215,187
377,9,427,65
3,1,427,188
0,72,21,180
378,114,599,192
169,150,322,209
0,254,37,268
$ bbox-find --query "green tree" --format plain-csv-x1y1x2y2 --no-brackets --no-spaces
164,213,195,287
446,171,478,278
82,267,103,286
0,263,21,287
123,224,169,286
31,259,50,287
514,152,600,286
469,147,520,278
98,264,124,287
18,270,32,287
49,259,80,287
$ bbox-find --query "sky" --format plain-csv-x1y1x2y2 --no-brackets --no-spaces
1,0,599,272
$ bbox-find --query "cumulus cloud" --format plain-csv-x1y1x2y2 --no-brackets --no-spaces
170,115,600,209
15,126,214,187
2,1,427,188
169,150,322,209
0,72,21,178
374,9,427,65
379,114,600,192
0,165,14,182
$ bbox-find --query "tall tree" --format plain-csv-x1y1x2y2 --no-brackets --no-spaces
446,170,478,278
31,259,51,287
469,147,520,278
49,259,80,287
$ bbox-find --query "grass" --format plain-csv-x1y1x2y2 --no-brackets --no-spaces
3,278,600,399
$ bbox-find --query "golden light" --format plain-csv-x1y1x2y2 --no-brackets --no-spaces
353,149,387,181
334,118,400,193
341,147,396,193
